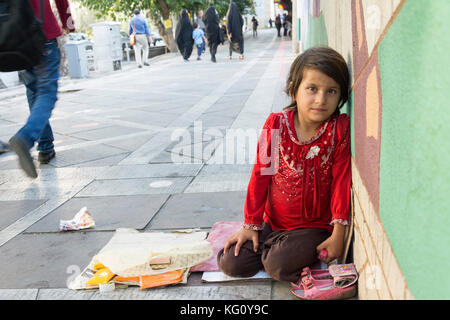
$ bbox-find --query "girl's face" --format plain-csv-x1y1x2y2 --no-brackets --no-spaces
294,68,341,126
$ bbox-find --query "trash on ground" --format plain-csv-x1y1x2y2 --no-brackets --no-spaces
59,207,95,231
68,228,212,291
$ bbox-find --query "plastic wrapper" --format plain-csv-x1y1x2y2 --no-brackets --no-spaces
60,207,95,231
86,267,115,287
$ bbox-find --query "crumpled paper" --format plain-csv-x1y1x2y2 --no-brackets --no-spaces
60,207,95,231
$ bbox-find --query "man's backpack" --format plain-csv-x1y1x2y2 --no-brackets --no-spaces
0,0,46,72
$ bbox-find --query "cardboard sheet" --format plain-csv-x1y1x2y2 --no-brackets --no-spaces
191,221,242,272
201,270,271,282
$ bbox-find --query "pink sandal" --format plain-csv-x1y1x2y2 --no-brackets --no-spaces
290,267,331,288
291,264,358,300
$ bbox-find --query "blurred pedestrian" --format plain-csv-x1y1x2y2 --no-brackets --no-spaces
192,23,207,60
251,16,259,38
129,9,152,68
275,14,282,37
226,2,244,60
204,5,222,63
269,18,273,28
282,13,288,36
196,10,206,53
176,9,194,61
8,0,75,178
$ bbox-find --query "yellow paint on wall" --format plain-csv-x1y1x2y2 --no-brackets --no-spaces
366,66,380,139
355,0,364,50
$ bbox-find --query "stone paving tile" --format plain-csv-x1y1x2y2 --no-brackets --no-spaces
0,158,21,171
49,144,128,167
73,153,131,167
111,109,179,128
0,231,114,289
50,118,112,135
0,179,92,201
88,284,272,300
0,163,201,183
51,133,87,149
0,123,22,139
0,289,39,300
184,173,251,193
145,191,245,230
271,281,298,300
75,177,193,197
197,113,236,128
101,163,202,179
139,101,196,115
36,288,95,300
69,125,146,142
26,194,169,233
149,150,203,164
0,200,47,231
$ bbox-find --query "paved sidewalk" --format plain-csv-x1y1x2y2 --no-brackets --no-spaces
0,29,298,300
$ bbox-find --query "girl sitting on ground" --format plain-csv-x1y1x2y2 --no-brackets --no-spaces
217,47,351,283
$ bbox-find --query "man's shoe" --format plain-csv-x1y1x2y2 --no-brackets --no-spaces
144,62,150,66
38,150,55,164
138,65,143,68
8,136,37,178
211,56,216,63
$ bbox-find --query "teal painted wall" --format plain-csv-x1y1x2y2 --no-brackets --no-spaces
378,0,450,299
305,14,328,49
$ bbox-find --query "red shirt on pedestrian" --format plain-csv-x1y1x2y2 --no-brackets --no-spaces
243,110,351,234
29,0,75,40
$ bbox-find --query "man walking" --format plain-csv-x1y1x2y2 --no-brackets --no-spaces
129,9,153,68
8,0,75,178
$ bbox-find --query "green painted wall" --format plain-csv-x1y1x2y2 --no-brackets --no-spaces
378,0,450,299
305,14,328,49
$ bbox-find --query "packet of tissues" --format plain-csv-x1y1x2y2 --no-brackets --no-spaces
60,207,95,231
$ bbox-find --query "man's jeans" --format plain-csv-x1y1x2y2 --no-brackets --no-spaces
17,39,60,153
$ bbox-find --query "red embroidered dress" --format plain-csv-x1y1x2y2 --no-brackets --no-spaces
244,110,351,234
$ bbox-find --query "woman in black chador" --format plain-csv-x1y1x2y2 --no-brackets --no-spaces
226,2,244,60
175,9,194,61
204,6,223,63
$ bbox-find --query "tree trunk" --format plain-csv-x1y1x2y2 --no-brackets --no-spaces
156,0,177,53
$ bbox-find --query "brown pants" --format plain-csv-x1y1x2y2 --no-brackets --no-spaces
217,223,330,282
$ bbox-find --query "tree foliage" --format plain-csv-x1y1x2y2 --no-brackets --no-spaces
75,0,254,52
76,0,254,20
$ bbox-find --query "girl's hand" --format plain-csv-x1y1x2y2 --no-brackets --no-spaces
224,228,259,257
316,223,346,263
316,235,344,263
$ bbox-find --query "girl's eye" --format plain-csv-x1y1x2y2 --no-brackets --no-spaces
307,87,317,92
328,89,337,94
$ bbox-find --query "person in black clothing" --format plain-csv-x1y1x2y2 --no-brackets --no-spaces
226,2,244,60
175,9,194,61
275,14,282,37
204,6,223,63
251,16,258,38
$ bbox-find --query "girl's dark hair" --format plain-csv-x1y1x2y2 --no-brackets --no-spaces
284,47,350,114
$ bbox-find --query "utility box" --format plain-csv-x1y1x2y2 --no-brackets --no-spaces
64,40,92,78
91,22,122,73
